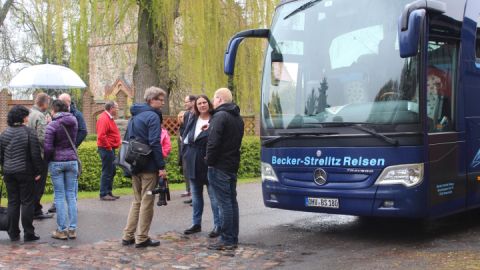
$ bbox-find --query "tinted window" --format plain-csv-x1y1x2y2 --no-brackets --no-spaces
427,15,460,132
476,16,480,59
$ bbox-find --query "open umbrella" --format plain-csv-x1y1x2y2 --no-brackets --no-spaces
8,64,87,89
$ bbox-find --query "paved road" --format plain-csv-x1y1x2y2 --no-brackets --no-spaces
2,182,480,269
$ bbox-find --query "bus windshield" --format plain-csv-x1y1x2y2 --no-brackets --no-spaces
262,0,420,134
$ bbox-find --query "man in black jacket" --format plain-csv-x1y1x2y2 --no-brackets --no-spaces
58,93,87,148
206,88,244,250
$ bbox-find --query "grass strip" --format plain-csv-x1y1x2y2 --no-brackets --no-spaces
36,177,260,204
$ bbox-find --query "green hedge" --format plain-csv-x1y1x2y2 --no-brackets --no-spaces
40,136,260,193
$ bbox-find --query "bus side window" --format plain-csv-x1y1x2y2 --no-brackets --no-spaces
476,15,480,61
426,66,452,132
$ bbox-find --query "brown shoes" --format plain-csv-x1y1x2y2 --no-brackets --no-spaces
68,229,76,239
51,229,76,240
100,195,116,201
52,230,68,240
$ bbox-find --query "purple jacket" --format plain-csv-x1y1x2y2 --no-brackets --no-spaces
44,112,78,162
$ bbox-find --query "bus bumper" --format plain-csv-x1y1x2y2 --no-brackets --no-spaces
262,181,427,218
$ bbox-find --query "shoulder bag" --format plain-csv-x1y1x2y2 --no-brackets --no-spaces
61,124,82,177
0,180,8,231
124,116,152,169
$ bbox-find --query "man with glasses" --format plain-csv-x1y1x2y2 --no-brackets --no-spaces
122,87,167,248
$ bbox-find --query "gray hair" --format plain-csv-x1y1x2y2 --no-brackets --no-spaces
34,93,50,106
144,86,167,103
58,93,71,106
105,101,117,111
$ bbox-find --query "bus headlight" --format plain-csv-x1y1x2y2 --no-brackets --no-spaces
375,163,424,187
262,162,279,182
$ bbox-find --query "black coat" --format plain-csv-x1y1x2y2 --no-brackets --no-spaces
206,103,244,173
182,114,209,185
0,125,43,176
177,111,193,167
179,110,192,138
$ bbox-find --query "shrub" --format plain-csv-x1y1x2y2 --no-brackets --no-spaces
238,136,261,178
39,136,260,193
84,134,97,142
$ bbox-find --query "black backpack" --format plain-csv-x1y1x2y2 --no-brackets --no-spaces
0,181,9,231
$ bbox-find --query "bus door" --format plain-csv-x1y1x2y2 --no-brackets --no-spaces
464,0,480,209
426,14,466,217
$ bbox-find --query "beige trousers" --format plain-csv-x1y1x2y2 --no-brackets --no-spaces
122,172,157,243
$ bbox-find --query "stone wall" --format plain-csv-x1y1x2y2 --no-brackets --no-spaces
88,4,138,99
0,89,34,132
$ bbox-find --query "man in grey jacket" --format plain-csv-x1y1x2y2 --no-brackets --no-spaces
27,93,53,219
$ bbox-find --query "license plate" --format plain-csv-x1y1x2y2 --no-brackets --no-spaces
305,197,339,208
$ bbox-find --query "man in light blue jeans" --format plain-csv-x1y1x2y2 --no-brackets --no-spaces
206,88,244,250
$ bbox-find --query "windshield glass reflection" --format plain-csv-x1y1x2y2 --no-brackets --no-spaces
262,0,419,133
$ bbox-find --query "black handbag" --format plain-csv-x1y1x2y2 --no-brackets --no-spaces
0,180,9,231
125,139,152,168
124,117,152,169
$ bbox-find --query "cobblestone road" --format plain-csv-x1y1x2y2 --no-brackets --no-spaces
0,232,289,269
4,183,480,269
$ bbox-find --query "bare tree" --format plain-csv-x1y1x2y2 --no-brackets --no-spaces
0,0,14,27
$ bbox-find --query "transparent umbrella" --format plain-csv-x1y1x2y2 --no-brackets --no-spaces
8,64,87,89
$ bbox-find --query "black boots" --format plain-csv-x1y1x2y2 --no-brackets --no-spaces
183,224,201,235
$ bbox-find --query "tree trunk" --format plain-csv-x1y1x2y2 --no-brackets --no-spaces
228,75,236,102
153,30,171,115
133,1,159,104
133,1,180,115
0,0,13,27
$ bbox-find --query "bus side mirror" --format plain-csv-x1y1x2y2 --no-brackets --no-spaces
398,9,425,58
224,29,270,75
398,0,446,58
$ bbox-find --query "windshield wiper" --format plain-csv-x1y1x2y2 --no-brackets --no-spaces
317,123,399,146
284,0,323,20
352,125,399,146
262,131,338,146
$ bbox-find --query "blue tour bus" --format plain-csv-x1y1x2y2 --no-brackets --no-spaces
224,0,480,218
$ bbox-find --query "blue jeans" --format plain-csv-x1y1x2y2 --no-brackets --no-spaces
98,148,116,197
49,161,78,231
208,167,238,245
190,180,221,228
